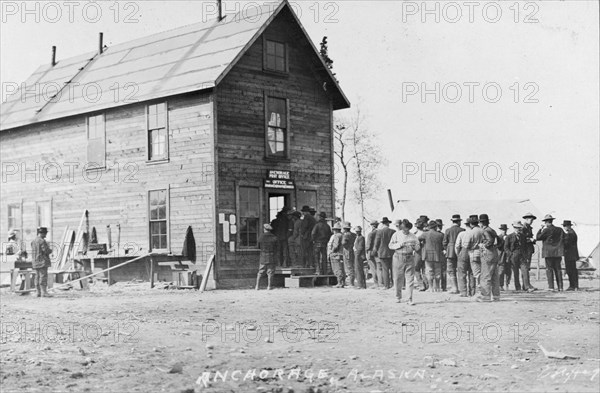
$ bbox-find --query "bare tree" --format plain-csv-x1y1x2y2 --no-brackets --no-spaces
333,123,352,222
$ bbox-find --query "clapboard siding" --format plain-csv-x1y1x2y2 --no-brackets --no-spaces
215,8,335,286
0,91,215,270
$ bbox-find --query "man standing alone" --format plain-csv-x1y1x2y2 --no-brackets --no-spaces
562,220,579,291
443,214,464,294
31,227,53,298
536,214,565,291
256,224,279,290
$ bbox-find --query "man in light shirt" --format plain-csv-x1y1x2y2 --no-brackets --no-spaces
389,219,420,305
454,217,473,297
463,214,485,296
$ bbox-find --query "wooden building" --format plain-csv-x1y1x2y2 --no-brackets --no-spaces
0,0,350,289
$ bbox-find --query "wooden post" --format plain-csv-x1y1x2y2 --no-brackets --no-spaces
107,259,111,286
116,223,121,258
106,225,112,250
149,256,155,289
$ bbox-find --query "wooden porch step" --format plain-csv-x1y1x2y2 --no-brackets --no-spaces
285,275,337,288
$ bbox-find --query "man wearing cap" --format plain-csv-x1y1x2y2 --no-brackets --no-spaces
353,226,367,289
505,221,532,292
328,223,345,287
374,217,395,289
288,210,302,267
341,223,357,287
413,219,428,291
256,224,279,290
522,213,538,291
389,219,420,304
366,220,379,287
476,214,500,302
443,215,465,294
536,214,565,291
419,220,445,292
312,212,333,275
31,227,53,297
562,220,579,291
497,224,510,291
455,217,474,297
299,206,317,268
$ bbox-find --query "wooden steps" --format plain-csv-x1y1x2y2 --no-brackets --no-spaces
284,275,337,288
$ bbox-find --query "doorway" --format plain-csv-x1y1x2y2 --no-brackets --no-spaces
268,192,292,223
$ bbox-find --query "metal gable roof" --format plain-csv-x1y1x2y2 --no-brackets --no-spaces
1,0,350,132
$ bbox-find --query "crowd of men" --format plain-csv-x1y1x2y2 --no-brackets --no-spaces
256,208,581,303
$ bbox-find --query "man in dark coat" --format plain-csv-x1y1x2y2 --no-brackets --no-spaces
522,213,538,291
353,226,367,289
496,224,510,291
435,219,447,290
341,222,357,287
31,227,53,297
536,214,565,291
443,214,464,294
505,221,533,292
366,220,379,287
373,217,395,289
288,211,302,266
476,214,500,302
413,219,428,291
299,206,316,268
256,224,279,290
419,220,444,292
562,220,580,290
271,207,290,267
311,212,332,275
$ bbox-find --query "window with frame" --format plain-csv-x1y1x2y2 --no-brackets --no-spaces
149,189,168,250
239,186,260,248
147,102,168,161
266,97,287,157
7,204,21,231
36,201,52,241
265,39,286,72
87,114,106,167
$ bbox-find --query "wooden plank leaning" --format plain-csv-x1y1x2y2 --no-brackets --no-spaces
199,255,215,293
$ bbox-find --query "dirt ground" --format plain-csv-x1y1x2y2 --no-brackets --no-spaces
1,276,599,393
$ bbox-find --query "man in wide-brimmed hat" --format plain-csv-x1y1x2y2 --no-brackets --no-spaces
341,222,357,287
536,214,565,291
475,214,501,302
521,212,538,291
365,220,380,287
443,214,465,295
31,227,53,297
454,217,474,297
312,212,332,275
299,206,316,268
374,217,395,289
389,219,419,305
353,226,367,289
327,222,345,287
505,221,533,292
462,215,485,296
256,224,279,290
562,220,579,290
418,220,444,292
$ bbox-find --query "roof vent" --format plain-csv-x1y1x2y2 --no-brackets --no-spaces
51,46,57,66
98,32,104,55
218,0,225,21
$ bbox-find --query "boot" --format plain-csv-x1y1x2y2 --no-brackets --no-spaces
41,286,53,298
449,276,459,294
255,276,261,291
36,285,41,298
267,275,273,291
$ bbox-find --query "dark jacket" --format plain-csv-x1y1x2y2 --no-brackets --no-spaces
419,230,444,262
342,231,356,262
31,237,52,269
299,214,317,242
354,234,366,260
311,219,332,244
563,228,579,261
373,226,395,259
481,226,499,250
443,225,464,259
258,232,279,265
522,223,536,254
366,229,377,254
536,225,564,258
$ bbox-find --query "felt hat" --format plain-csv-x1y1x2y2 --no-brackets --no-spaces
7,228,17,239
479,214,490,222
393,219,402,226
428,220,438,229
436,219,443,227
370,220,379,226
309,207,317,214
498,224,508,231
451,214,462,222
332,223,342,230
301,205,311,212
512,221,523,228
319,212,327,219
469,215,479,224
562,220,572,227
343,222,352,229
401,219,413,230
542,214,555,222
380,217,391,224
522,213,537,220
37,227,48,234
419,215,429,222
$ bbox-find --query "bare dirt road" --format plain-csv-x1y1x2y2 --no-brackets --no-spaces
1,277,599,393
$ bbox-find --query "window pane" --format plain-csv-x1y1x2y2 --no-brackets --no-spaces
240,187,259,217
268,97,286,126
275,42,285,57
267,40,275,54
158,205,166,220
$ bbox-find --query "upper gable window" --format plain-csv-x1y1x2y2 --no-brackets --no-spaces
87,114,106,168
265,39,287,73
147,102,168,161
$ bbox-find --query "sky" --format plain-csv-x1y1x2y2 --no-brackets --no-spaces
1,0,599,226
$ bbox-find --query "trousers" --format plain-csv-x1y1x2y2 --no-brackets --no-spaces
545,257,563,290
565,258,579,289
480,248,500,299
377,257,392,288
393,253,415,300
34,267,48,288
